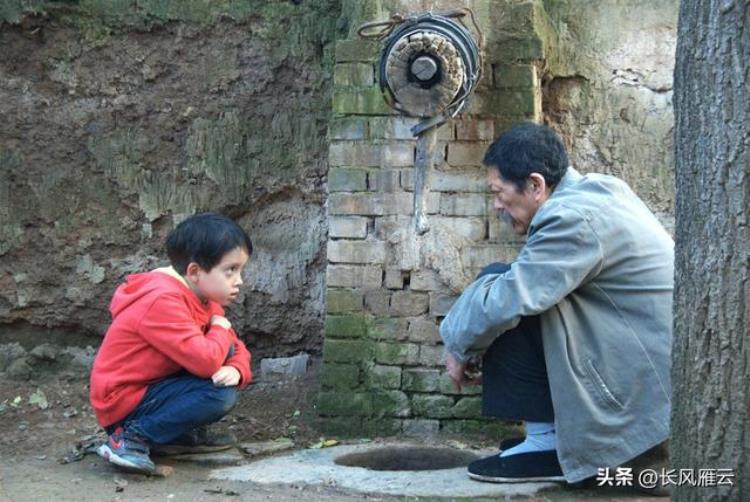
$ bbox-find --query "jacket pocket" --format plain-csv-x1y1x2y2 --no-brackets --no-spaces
584,358,624,411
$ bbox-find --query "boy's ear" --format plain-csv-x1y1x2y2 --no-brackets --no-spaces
185,262,202,281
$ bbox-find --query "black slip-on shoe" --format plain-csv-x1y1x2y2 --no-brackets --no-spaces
468,450,566,483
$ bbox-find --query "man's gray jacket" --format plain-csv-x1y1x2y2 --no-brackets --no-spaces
440,167,673,482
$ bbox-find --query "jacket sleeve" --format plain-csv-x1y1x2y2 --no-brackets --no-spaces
138,293,234,378
440,206,604,363
225,331,253,389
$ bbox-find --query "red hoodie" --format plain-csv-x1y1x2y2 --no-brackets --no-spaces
90,270,252,427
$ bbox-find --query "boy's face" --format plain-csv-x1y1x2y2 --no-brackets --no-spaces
186,247,250,306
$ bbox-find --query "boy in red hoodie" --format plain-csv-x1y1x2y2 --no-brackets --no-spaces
90,213,253,474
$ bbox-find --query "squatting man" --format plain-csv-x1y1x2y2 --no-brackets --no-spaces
440,123,673,491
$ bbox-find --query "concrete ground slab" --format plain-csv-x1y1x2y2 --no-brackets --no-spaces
210,441,561,498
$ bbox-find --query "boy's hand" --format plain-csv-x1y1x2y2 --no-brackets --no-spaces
212,365,241,386
210,315,232,330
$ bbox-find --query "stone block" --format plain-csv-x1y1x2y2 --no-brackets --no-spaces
465,245,519,268
418,345,445,367
361,418,403,436
371,390,411,418
431,216,486,240
329,141,414,167
320,363,361,390
431,171,488,193
369,116,418,140
327,240,387,264
329,216,368,239
402,419,440,436
429,293,457,316
260,353,309,377
474,89,540,117
451,397,482,418
328,168,367,192
494,36,544,63
439,373,482,395
329,117,367,140
364,364,402,390
389,291,429,317
368,169,401,192
411,394,454,418
439,194,488,216
494,64,538,89
373,342,420,365
334,62,375,87
384,267,404,289
440,419,515,437
364,289,391,315
328,193,413,216
322,339,371,363
407,318,440,344
455,119,495,141
446,142,489,167
410,269,442,292
318,391,372,417
335,39,380,62
319,417,363,437
326,264,382,289
402,368,441,392
325,314,368,339
368,316,408,341
332,86,394,115
326,288,364,313
373,215,411,241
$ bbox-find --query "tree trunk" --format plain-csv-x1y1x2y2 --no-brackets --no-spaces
672,1,749,500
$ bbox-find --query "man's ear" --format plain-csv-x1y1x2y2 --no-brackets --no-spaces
528,173,548,201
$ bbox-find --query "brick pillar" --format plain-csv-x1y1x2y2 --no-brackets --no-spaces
319,0,549,437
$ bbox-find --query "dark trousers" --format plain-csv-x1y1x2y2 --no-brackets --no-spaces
106,347,238,444
115,374,237,444
478,262,555,423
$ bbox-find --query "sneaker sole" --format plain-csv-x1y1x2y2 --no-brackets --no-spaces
468,471,566,483
97,444,155,474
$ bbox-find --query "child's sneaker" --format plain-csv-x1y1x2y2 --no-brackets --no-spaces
151,425,237,456
97,427,155,474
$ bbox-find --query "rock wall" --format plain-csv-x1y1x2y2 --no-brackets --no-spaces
0,1,339,357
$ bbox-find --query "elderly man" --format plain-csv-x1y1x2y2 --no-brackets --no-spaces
440,123,673,487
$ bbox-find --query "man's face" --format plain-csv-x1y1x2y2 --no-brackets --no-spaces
190,247,250,306
487,169,545,236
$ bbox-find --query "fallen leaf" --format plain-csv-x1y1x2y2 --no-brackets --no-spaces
10,396,21,408
29,389,49,410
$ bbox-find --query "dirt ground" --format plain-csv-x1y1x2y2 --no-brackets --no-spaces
0,360,663,502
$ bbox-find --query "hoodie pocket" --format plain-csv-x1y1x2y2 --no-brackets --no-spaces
584,358,624,411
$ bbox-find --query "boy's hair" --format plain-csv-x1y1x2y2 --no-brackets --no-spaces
483,122,569,192
166,213,253,275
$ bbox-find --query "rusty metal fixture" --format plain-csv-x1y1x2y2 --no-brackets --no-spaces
358,9,483,235
359,9,482,131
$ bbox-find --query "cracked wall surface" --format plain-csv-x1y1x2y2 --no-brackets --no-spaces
541,0,678,231
0,1,339,357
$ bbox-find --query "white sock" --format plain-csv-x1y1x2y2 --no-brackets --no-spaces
500,421,556,457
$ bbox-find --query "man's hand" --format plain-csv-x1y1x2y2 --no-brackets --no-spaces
212,365,241,386
446,352,468,392
210,315,232,330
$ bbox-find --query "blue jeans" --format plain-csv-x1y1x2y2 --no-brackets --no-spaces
108,374,238,444
477,262,555,423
